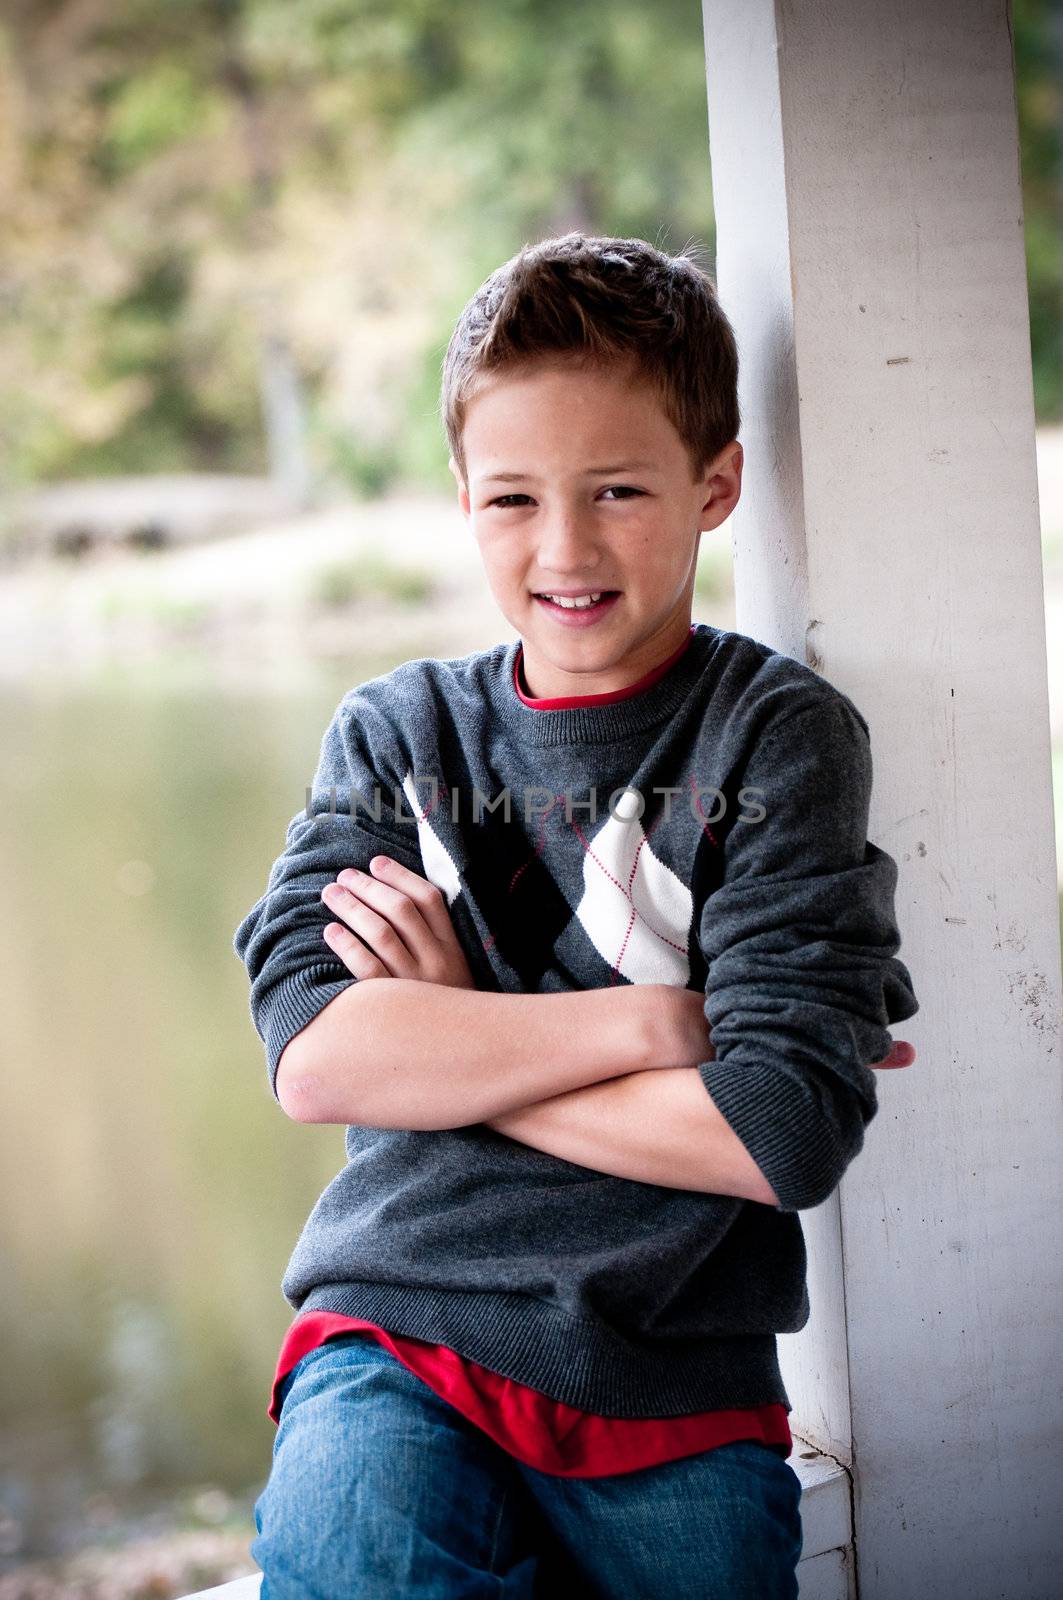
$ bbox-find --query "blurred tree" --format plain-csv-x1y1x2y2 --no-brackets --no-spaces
1014,0,1062,422
215,0,313,506
0,0,714,492
0,0,1057,497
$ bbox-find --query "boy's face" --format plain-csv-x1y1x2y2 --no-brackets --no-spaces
450,355,742,699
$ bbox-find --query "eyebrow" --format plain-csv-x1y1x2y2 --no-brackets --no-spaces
479,461,659,485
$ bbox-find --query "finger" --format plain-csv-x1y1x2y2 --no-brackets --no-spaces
872,1040,917,1069
334,862,449,957
320,881,419,976
322,921,390,980
359,857,456,941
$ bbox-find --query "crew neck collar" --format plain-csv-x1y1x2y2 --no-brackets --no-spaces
514,625,697,709
492,623,711,747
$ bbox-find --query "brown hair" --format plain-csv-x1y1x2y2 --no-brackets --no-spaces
440,232,739,488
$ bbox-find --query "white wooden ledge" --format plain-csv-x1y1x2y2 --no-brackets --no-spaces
183,1581,262,1600
182,1432,853,1598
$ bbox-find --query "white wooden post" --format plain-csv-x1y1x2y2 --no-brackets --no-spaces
701,1,1063,1594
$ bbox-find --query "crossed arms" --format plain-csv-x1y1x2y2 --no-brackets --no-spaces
277,967,779,1204
273,855,912,1208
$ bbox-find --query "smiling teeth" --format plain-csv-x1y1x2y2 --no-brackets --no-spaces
542,592,604,608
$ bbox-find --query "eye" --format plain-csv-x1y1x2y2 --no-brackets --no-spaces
485,485,645,509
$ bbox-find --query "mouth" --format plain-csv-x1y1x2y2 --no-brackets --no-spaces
531,590,622,621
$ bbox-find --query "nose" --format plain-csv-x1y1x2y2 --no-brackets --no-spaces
535,505,603,579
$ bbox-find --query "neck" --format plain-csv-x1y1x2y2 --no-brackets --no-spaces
518,620,697,702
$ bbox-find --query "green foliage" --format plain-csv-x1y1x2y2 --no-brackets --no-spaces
95,590,213,629
693,542,734,603
394,336,461,492
1014,0,1063,420
0,0,1058,491
311,554,435,606
95,61,227,180
310,414,401,499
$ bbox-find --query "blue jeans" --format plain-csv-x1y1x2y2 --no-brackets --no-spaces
252,1331,804,1598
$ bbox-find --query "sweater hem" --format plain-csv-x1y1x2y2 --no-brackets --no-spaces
292,1280,792,1418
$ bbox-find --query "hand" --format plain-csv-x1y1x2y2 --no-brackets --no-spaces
320,855,478,989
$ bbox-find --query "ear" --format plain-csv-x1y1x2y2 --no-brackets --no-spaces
449,456,472,522
698,440,743,530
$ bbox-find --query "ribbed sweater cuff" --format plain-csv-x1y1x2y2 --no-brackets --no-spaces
697,1056,864,1213
261,965,357,1102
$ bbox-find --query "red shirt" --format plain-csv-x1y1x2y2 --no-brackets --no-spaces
268,625,792,1475
268,1313,792,1476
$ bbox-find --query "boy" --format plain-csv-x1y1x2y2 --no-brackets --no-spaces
234,231,919,1599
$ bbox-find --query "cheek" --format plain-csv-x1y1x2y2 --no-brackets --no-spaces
476,532,527,577
624,533,697,594
619,524,672,573
475,543,527,599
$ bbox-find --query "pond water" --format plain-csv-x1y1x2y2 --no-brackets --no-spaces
0,658,390,1563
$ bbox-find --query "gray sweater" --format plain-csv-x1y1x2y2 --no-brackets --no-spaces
233,621,918,1417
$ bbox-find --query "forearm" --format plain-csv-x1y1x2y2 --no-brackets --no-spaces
486,1067,779,1205
279,979,670,1128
